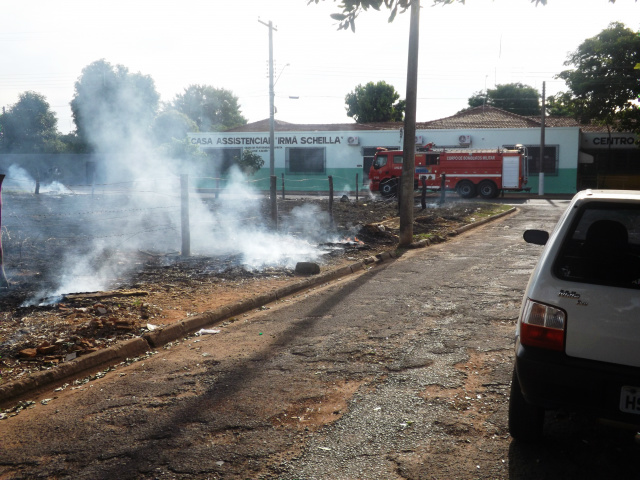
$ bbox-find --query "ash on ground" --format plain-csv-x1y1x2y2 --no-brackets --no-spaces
0,193,498,386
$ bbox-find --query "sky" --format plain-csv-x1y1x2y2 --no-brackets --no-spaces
1,0,639,135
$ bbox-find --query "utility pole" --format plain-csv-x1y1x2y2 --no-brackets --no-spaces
399,0,420,246
0,174,8,288
258,19,277,176
259,18,278,228
539,81,546,196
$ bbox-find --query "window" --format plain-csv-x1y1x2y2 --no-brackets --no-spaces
373,154,388,169
526,145,558,175
553,202,640,289
363,147,400,182
286,147,325,174
425,154,439,166
393,155,403,164
203,148,241,175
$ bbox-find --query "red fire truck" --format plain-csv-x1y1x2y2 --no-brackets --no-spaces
369,144,529,199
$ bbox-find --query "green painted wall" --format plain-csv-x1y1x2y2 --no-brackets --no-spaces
197,168,579,195
527,169,578,195
195,168,370,194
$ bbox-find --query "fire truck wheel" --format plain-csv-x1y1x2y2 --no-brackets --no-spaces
478,181,498,199
380,179,397,198
457,180,477,199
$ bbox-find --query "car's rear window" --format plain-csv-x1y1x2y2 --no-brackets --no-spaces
553,202,640,289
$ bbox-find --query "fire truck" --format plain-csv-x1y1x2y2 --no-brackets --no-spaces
369,144,529,199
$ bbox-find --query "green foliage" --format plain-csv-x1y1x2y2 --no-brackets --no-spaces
467,83,541,115
234,150,265,176
546,92,579,117
159,137,207,163
152,109,198,144
467,92,486,109
71,59,160,152
171,85,247,132
0,91,61,153
555,22,640,135
58,132,89,153
617,105,640,136
345,81,405,123
308,0,554,31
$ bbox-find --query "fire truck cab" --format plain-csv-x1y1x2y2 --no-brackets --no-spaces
369,144,529,199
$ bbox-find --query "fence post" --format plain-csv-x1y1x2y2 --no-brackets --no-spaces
439,174,446,205
0,174,9,288
270,175,278,229
328,175,334,227
35,170,40,195
87,161,96,196
356,173,359,203
281,173,285,199
421,176,427,210
180,174,191,257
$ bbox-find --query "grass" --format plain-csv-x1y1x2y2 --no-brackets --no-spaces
461,203,512,222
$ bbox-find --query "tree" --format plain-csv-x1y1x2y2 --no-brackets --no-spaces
58,132,89,153
467,83,541,116
0,91,62,153
171,85,247,131
308,0,555,32
235,150,265,176
467,92,486,109
159,137,207,164
152,109,198,144
71,59,160,151
546,92,579,117
345,81,405,123
556,22,640,134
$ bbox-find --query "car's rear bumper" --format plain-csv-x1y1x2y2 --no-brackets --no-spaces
515,339,640,426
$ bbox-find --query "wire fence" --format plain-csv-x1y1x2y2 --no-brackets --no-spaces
6,172,368,196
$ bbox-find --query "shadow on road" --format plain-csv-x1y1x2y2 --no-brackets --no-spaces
508,411,640,479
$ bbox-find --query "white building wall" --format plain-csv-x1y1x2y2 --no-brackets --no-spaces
189,126,582,194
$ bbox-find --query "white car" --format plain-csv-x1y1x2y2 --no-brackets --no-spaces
509,189,640,441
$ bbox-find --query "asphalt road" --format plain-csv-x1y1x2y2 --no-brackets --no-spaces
2,198,639,480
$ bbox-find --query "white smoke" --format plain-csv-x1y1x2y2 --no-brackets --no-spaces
5,165,71,194
189,167,326,269
8,66,342,304
280,203,332,243
25,248,120,306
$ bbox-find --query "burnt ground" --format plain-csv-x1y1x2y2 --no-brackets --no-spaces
0,192,505,390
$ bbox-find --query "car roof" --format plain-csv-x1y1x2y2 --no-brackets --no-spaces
573,189,640,202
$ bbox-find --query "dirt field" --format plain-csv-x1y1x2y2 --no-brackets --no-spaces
0,193,504,390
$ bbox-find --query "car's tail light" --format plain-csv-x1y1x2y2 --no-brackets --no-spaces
520,299,566,351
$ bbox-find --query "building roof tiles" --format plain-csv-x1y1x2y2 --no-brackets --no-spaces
223,106,610,133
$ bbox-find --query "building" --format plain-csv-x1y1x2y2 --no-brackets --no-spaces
188,106,639,195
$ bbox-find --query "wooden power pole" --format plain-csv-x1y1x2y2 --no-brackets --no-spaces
0,174,8,288
259,19,279,228
399,0,420,246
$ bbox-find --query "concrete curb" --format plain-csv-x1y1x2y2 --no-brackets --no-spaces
0,207,516,406
0,338,149,404
405,207,516,249
449,207,516,236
